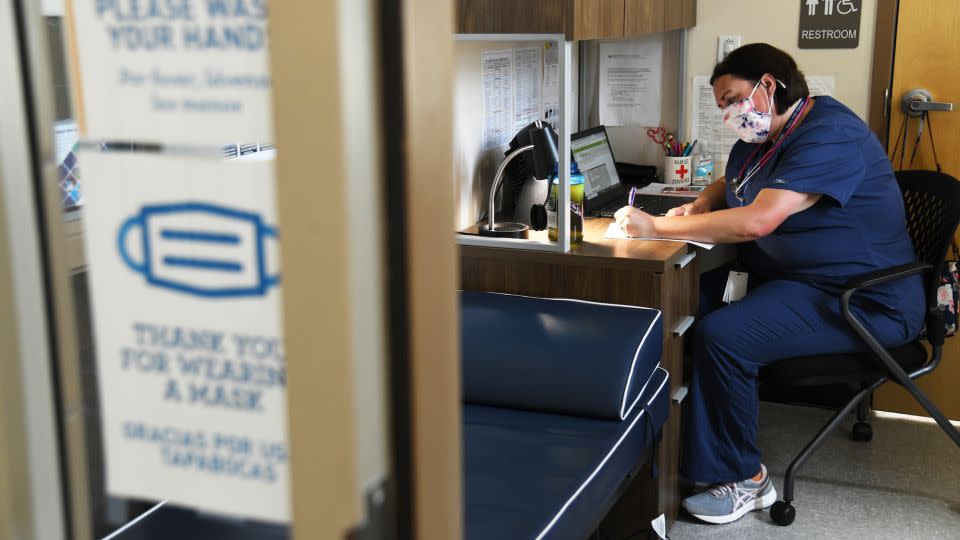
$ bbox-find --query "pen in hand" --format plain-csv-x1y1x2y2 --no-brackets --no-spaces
628,185,637,208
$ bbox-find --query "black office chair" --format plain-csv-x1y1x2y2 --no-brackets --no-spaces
758,169,960,526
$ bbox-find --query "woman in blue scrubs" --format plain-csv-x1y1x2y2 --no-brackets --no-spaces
615,43,925,525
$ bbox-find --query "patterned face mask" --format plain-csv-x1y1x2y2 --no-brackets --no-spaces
721,80,782,144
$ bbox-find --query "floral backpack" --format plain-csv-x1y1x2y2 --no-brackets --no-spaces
935,242,960,338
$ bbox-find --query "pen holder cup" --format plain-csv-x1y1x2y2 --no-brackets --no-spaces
663,155,694,186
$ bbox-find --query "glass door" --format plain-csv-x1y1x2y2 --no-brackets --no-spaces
0,0,439,538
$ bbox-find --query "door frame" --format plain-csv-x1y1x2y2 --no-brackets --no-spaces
2,0,462,538
0,0,71,538
271,0,460,538
867,0,900,147
399,0,462,537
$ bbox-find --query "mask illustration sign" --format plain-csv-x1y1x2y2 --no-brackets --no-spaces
82,152,289,522
118,202,280,298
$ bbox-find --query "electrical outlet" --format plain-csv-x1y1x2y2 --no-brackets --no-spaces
717,35,742,63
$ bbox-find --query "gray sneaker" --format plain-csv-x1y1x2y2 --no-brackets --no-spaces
682,465,778,524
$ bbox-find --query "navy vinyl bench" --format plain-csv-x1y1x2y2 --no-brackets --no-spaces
461,292,670,540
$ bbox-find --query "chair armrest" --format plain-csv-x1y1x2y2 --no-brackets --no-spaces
840,260,938,367
842,261,932,292
841,261,931,337
837,261,937,394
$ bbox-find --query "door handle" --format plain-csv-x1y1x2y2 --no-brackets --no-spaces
901,88,954,117
912,101,953,113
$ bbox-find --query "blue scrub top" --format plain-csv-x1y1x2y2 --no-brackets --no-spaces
724,96,924,331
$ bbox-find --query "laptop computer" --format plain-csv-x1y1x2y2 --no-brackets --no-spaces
571,126,697,217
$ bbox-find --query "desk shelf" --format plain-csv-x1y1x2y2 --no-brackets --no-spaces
454,33,575,253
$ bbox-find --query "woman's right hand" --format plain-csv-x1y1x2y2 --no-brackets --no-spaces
666,200,708,217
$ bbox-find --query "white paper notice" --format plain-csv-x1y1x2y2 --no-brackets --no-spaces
604,222,716,250
513,47,542,133
691,75,739,173
481,49,514,151
69,0,272,144
82,153,289,522
806,74,836,97
541,41,560,130
599,38,662,127
55,120,82,208
54,120,79,164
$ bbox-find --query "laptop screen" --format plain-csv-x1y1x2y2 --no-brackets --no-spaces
570,126,621,200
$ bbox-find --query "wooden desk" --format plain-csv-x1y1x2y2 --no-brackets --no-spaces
459,218,701,530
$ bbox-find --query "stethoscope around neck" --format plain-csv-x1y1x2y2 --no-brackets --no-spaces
729,94,811,205
731,176,751,205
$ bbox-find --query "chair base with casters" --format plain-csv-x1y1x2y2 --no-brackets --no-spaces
853,399,873,442
758,170,960,527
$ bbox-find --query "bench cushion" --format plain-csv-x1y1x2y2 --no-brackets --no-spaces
461,291,663,420
463,366,670,540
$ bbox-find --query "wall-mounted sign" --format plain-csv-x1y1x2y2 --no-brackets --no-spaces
83,152,288,522
68,0,272,144
798,0,862,49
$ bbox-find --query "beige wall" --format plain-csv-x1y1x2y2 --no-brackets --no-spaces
581,32,683,175
685,0,878,131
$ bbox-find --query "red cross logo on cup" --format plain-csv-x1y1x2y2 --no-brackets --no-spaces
675,163,689,180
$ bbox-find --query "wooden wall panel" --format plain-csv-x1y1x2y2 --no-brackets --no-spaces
571,0,625,40
624,0,665,35
663,0,696,31
560,264,660,306
457,0,566,34
456,0,692,38
461,254,564,299
658,339,684,524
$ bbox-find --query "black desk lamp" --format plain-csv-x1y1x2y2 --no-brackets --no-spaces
480,121,558,238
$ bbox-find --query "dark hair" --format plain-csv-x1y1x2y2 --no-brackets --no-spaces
710,43,809,115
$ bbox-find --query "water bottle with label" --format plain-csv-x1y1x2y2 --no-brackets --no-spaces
692,146,714,187
547,161,584,245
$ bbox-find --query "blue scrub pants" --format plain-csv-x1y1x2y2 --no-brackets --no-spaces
681,269,914,484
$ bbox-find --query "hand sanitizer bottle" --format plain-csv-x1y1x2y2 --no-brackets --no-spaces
692,148,714,187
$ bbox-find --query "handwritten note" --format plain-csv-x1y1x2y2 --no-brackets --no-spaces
604,222,716,250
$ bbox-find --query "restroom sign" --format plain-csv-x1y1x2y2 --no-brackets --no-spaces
82,152,289,522
798,0,862,49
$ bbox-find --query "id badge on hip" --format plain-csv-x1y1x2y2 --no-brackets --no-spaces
723,271,748,303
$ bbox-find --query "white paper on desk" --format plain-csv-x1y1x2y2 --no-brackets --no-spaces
806,74,835,97
599,38,662,127
604,223,716,249
691,75,739,174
